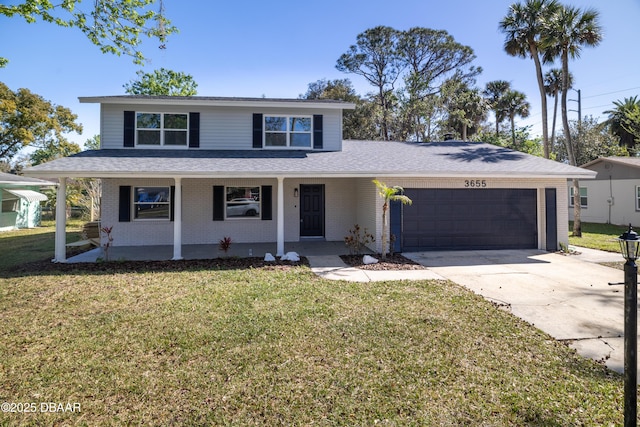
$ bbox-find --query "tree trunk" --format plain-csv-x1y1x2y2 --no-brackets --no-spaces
551,93,558,153
381,202,388,259
510,115,516,148
572,179,582,237
560,51,581,236
531,43,550,159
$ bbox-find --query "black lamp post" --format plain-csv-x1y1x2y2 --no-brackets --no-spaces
618,224,640,426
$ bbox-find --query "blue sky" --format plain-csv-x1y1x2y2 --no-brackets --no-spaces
1,0,639,149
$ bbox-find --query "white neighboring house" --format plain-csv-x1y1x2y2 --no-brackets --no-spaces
568,156,640,226
24,95,595,262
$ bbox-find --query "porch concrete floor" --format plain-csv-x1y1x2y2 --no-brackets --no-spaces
67,241,365,263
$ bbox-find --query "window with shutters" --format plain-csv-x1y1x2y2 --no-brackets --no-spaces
264,116,312,148
133,187,171,220
136,113,188,146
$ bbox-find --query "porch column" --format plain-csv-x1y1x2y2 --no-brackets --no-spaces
53,177,67,263
172,177,183,260
276,176,285,257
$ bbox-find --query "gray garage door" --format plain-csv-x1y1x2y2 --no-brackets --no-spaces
400,188,538,251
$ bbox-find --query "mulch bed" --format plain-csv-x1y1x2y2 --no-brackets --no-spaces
340,253,425,270
5,257,309,276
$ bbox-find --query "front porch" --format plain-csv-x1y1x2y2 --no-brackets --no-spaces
67,240,367,263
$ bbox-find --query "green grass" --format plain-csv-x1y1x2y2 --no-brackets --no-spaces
569,221,625,253
0,220,83,271
0,265,627,425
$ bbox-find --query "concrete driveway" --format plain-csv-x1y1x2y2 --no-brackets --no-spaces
404,248,633,375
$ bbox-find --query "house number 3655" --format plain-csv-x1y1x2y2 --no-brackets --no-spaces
464,179,487,188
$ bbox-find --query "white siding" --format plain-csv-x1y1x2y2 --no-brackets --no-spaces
100,104,343,151
568,179,640,226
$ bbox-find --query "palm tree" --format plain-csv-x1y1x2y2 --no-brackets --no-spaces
483,80,511,136
503,90,530,148
372,179,412,259
543,5,603,237
544,68,573,152
604,96,640,150
499,0,560,159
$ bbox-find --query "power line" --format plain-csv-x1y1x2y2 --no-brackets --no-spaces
582,86,640,99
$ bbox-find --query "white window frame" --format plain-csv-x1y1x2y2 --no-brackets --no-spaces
135,112,189,147
1,195,19,213
264,115,313,149
636,186,640,211
133,186,171,221
225,186,261,219
569,186,588,208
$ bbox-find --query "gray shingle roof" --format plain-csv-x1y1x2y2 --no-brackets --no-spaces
0,171,54,186
24,140,595,179
581,156,640,169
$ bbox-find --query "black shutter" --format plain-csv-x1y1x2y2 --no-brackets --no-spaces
124,111,135,147
313,115,323,149
261,185,272,220
170,185,176,221
213,186,224,221
119,186,131,222
189,112,200,148
253,113,263,148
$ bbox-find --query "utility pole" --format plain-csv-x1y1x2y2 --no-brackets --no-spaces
569,88,582,127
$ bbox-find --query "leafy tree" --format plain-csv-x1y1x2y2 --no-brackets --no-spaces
336,26,404,141
440,78,487,141
0,82,82,163
0,0,176,67
372,179,412,260
30,140,81,165
300,79,378,140
84,134,101,150
479,126,545,157
396,27,479,141
502,90,530,148
603,96,640,152
554,116,627,165
544,68,573,151
483,80,512,136
500,0,561,159
123,68,198,96
543,4,602,237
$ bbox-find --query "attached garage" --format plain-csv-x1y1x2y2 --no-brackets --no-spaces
398,188,538,251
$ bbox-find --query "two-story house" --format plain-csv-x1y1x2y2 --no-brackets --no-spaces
25,95,595,262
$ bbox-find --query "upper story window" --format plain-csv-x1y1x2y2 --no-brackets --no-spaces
136,113,188,146
264,116,312,148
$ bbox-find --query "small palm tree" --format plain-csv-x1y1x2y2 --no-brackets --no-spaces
372,179,412,259
544,68,573,151
483,80,512,136
503,90,530,148
604,96,640,150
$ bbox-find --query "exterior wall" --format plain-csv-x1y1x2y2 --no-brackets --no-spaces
101,175,570,251
100,104,343,151
102,177,357,247
568,179,640,225
371,177,570,252
0,186,44,231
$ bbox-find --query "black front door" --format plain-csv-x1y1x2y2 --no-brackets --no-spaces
300,184,324,237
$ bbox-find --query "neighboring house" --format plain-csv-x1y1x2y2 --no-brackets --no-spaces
24,95,594,262
0,172,51,231
568,156,640,225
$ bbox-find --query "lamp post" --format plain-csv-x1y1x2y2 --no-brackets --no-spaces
618,224,640,426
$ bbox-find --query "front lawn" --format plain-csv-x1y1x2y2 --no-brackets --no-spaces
0,220,83,271
0,260,626,425
569,221,625,253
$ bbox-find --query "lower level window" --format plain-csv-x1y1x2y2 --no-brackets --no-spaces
636,186,640,211
134,187,170,220
226,187,260,218
569,187,587,208
1,197,19,213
